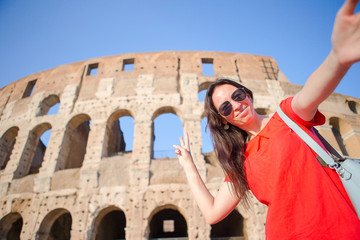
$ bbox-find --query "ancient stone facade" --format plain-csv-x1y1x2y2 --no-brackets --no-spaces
0,51,359,240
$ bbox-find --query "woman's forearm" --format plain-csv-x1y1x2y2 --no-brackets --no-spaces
182,161,217,222
293,50,350,121
174,133,240,224
182,161,240,224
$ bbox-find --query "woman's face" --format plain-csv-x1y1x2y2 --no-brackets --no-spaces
212,84,255,128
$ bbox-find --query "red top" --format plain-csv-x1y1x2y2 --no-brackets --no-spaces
227,98,360,239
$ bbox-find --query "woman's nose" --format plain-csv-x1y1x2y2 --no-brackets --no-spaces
231,100,242,111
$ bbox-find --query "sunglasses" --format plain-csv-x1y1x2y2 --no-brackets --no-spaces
218,88,247,117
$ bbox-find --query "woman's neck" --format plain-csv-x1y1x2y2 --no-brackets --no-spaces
244,113,273,140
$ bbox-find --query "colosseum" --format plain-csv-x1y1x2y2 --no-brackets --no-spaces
0,51,359,240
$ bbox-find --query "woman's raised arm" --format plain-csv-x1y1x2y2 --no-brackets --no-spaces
173,132,240,224
292,0,360,121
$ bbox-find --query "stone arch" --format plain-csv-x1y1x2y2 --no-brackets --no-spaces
198,81,213,102
151,107,183,159
329,117,352,156
0,126,19,170
37,94,60,116
14,122,52,178
148,204,188,239
104,109,134,157
0,212,23,240
199,81,213,92
56,114,91,171
210,209,245,239
151,106,183,122
36,208,72,240
255,107,272,115
90,206,126,240
347,100,360,114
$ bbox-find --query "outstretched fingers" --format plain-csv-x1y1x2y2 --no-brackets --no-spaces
180,136,185,147
331,0,360,66
339,0,359,16
174,136,186,157
174,132,191,157
173,144,182,156
184,132,190,150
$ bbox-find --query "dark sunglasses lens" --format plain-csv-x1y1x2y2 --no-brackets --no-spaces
220,101,232,116
232,88,246,102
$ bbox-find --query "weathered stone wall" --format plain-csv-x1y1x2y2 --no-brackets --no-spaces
0,51,359,240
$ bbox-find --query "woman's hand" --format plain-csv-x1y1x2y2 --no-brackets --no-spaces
332,0,360,66
173,131,240,224
173,132,193,169
292,0,360,121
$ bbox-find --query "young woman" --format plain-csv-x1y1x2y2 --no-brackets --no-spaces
173,0,360,239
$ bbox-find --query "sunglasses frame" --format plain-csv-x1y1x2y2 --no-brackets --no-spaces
218,88,247,117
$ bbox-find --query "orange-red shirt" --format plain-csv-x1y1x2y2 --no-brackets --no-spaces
231,98,360,239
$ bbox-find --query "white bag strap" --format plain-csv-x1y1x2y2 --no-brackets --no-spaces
276,106,338,168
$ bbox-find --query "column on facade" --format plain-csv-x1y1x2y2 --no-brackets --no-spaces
0,126,31,196
341,127,360,158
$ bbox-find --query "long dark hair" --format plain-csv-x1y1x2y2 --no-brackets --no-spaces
204,79,253,204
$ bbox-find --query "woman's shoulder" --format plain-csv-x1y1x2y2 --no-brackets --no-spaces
279,97,326,127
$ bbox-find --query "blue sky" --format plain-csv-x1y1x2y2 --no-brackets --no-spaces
0,0,359,157
0,0,359,98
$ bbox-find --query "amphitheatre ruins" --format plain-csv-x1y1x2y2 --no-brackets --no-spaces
0,51,359,239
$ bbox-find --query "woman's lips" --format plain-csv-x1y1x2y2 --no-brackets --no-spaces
235,105,247,118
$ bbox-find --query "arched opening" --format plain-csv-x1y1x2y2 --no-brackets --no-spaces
201,117,214,154
0,212,23,240
198,81,212,103
255,108,271,115
28,128,52,174
48,102,60,115
93,208,126,240
198,89,207,102
149,207,187,239
347,100,359,114
36,209,72,240
57,114,91,171
0,127,19,170
329,117,349,156
210,210,244,240
14,123,51,178
105,110,134,157
152,108,183,159
37,94,60,116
